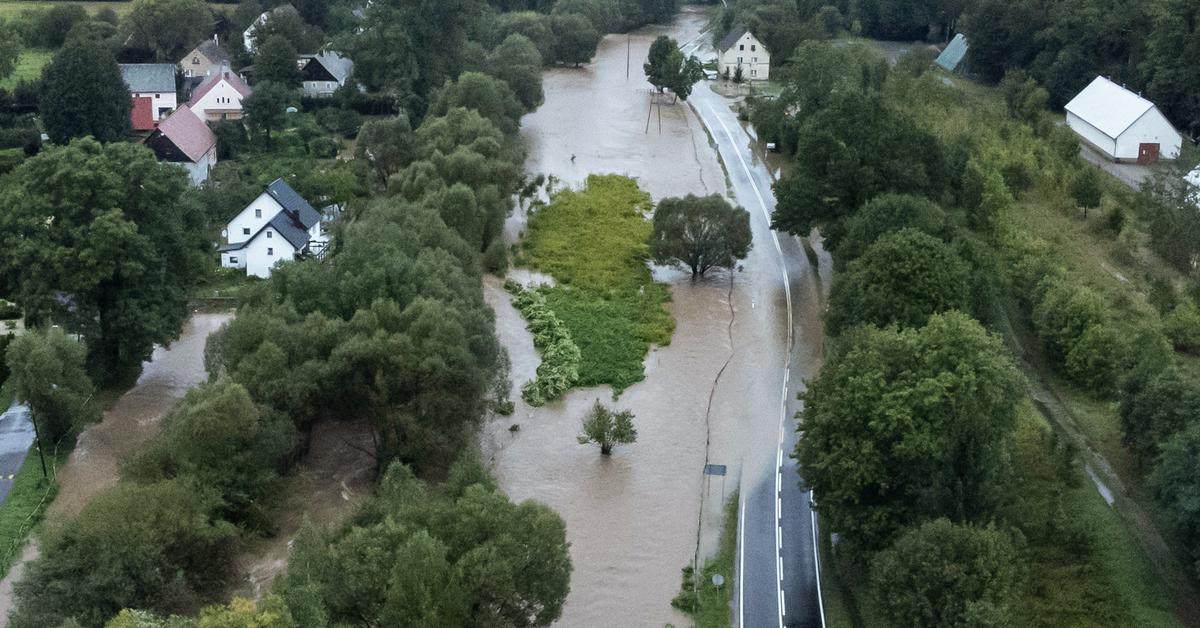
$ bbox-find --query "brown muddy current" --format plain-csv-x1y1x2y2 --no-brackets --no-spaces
482,8,823,626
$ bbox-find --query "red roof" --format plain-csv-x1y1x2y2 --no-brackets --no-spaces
187,71,252,108
151,107,215,162
131,96,155,131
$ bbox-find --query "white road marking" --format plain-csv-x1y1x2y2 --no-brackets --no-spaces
739,497,746,628
781,590,787,617
810,496,827,628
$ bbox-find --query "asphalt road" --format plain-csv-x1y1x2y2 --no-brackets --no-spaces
0,403,35,504
688,78,828,628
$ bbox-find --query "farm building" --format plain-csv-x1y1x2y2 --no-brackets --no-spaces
1064,76,1182,163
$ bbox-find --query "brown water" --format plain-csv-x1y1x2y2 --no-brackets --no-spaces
0,312,232,624
482,8,808,625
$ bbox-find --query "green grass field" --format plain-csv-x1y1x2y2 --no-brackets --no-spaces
0,1,136,19
0,445,64,580
0,49,50,89
516,174,674,393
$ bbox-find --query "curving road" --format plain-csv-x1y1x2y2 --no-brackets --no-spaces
683,35,830,628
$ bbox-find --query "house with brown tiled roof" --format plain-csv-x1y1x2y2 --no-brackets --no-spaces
187,71,252,121
143,107,217,186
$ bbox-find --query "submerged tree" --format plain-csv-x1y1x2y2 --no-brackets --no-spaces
578,399,637,455
650,194,752,278
643,35,705,102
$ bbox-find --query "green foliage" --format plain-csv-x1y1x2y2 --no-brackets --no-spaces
1119,365,1200,466
19,3,88,48
123,380,295,533
549,12,600,66
279,459,572,627
826,229,971,335
1150,422,1200,579
0,21,18,81
1136,171,1200,272
671,491,737,626
1063,323,1127,394
123,0,209,61
9,479,238,628
552,0,622,33
0,138,209,384
486,34,544,111
506,285,580,406
518,175,674,392
1071,166,1104,211
834,194,949,265
1031,277,1106,366
999,70,1049,125
1163,300,1200,352
315,107,362,138
40,38,130,144
356,114,415,187
429,71,524,135
649,193,752,278
796,312,1023,550
576,399,636,455
253,35,301,87
5,327,97,443
242,81,296,140
871,519,1022,628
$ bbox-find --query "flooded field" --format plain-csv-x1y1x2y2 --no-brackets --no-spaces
483,7,811,625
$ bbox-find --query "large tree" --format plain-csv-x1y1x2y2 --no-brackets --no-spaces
242,81,295,141
0,139,209,383
0,21,19,82
40,39,131,144
825,229,970,335
649,193,752,278
550,12,600,66
1151,422,1200,578
123,0,211,61
796,311,1023,550
5,327,98,444
252,34,302,87
428,71,525,135
871,519,1023,627
355,114,417,188
486,34,545,111
643,35,704,102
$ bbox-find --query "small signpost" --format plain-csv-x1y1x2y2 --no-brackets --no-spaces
704,463,727,504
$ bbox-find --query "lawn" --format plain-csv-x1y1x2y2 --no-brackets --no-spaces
516,174,674,393
0,1,138,19
0,444,64,580
0,49,50,90
671,491,738,627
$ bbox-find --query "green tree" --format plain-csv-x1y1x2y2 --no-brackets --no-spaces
649,193,752,278
486,34,545,111
550,13,600,66
22,4,89,48
486,11,557,66
643,35,677,93
355,114,416,188
0,21,19,82
9,479,238,628
124,380,295,532
5,327,98,445
0,139,209,383
40,39,131,144
826,229,970,335
833,193,949,264
253,35,301,87
1151,422,1200,578
1071,166,1104,214
871,519,1022,628
1143,0,1200,139
796,312,1023,550
429,71,525,135
242,81,294,141
1164,299,1200,352
1119,365,1200,466
280,460,571,626
577,399,637,455
1031,278,1106,365
552,0,622,33
123,0,210,61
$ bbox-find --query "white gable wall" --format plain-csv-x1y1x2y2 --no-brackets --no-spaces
182,148,216,186
1114,109,1182,161
131,91,178,119
719,33,770,81
224,192,282,245
1066,111,1117,158
245,230,296,278
190,80,246,120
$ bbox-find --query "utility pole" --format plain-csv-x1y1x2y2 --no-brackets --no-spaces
626,35,631,79
28,409,47,479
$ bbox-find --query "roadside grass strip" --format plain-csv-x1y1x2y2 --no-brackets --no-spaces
0,445,65,580
516,174,674,394
671,490,738,627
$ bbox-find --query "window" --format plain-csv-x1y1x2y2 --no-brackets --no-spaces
737,56,743,63
266,230,273,238
752,57,757,63
267,247,274,256
242,227,251,235
739,44,744,51
192,57,199,64
254,209,261,218
751,70,757,77
155,93,160,99
751,45,756,51
229,257,238,264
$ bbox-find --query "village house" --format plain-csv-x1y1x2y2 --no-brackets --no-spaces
142,107,217,186
299,51,354,97
1065,76,1182,164
180,37,232,78
119,64,177,131
718,28,770,81
219,179,336,278
243,4,300,53
187,71,252,121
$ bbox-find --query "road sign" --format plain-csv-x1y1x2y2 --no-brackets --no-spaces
703,464,727,476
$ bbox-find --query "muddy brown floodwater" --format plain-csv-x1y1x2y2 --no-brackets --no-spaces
482,7,807,626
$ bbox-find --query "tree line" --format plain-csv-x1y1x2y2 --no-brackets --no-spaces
755,41,1177,625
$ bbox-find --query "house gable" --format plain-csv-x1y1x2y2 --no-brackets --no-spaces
225,192,285,246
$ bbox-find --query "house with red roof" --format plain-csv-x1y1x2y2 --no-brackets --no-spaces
143,107,217,186
187,71,252,121
120,64,178,131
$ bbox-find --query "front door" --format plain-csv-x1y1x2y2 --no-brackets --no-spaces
1138,143,1160,164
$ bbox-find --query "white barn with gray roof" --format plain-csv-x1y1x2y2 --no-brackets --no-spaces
1065,76,1181,163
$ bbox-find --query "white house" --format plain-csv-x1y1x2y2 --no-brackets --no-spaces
187,71,252,121
243,4,299,53
142,106,217,186
299,52,354,97
219,179,334,278
1065,76,1182,163
119,64,177,130
718,28,770,81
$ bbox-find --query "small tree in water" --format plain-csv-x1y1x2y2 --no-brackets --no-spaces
577,400,637,455
650,194,753,279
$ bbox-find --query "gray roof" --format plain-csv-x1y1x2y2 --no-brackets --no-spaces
119,64,176,93
193,39,231,65
934,34,969,72
265,178,321,249
718,28,749,53
302,52,354,83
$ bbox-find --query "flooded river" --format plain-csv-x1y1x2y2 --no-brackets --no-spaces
483,7,826,626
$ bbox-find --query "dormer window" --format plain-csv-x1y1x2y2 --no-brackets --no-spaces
192,57,199,64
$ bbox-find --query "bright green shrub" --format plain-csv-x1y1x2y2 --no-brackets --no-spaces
507,285,580,406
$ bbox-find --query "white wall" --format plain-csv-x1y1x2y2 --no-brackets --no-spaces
303,80,339,97
190,80,246,120
1066,112,1118,159
221,250,247,270
719,33,770,81
183,148,216,186
224,192,281,246
245,231,295,278
1115,109,1182,161
131,91,177,119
